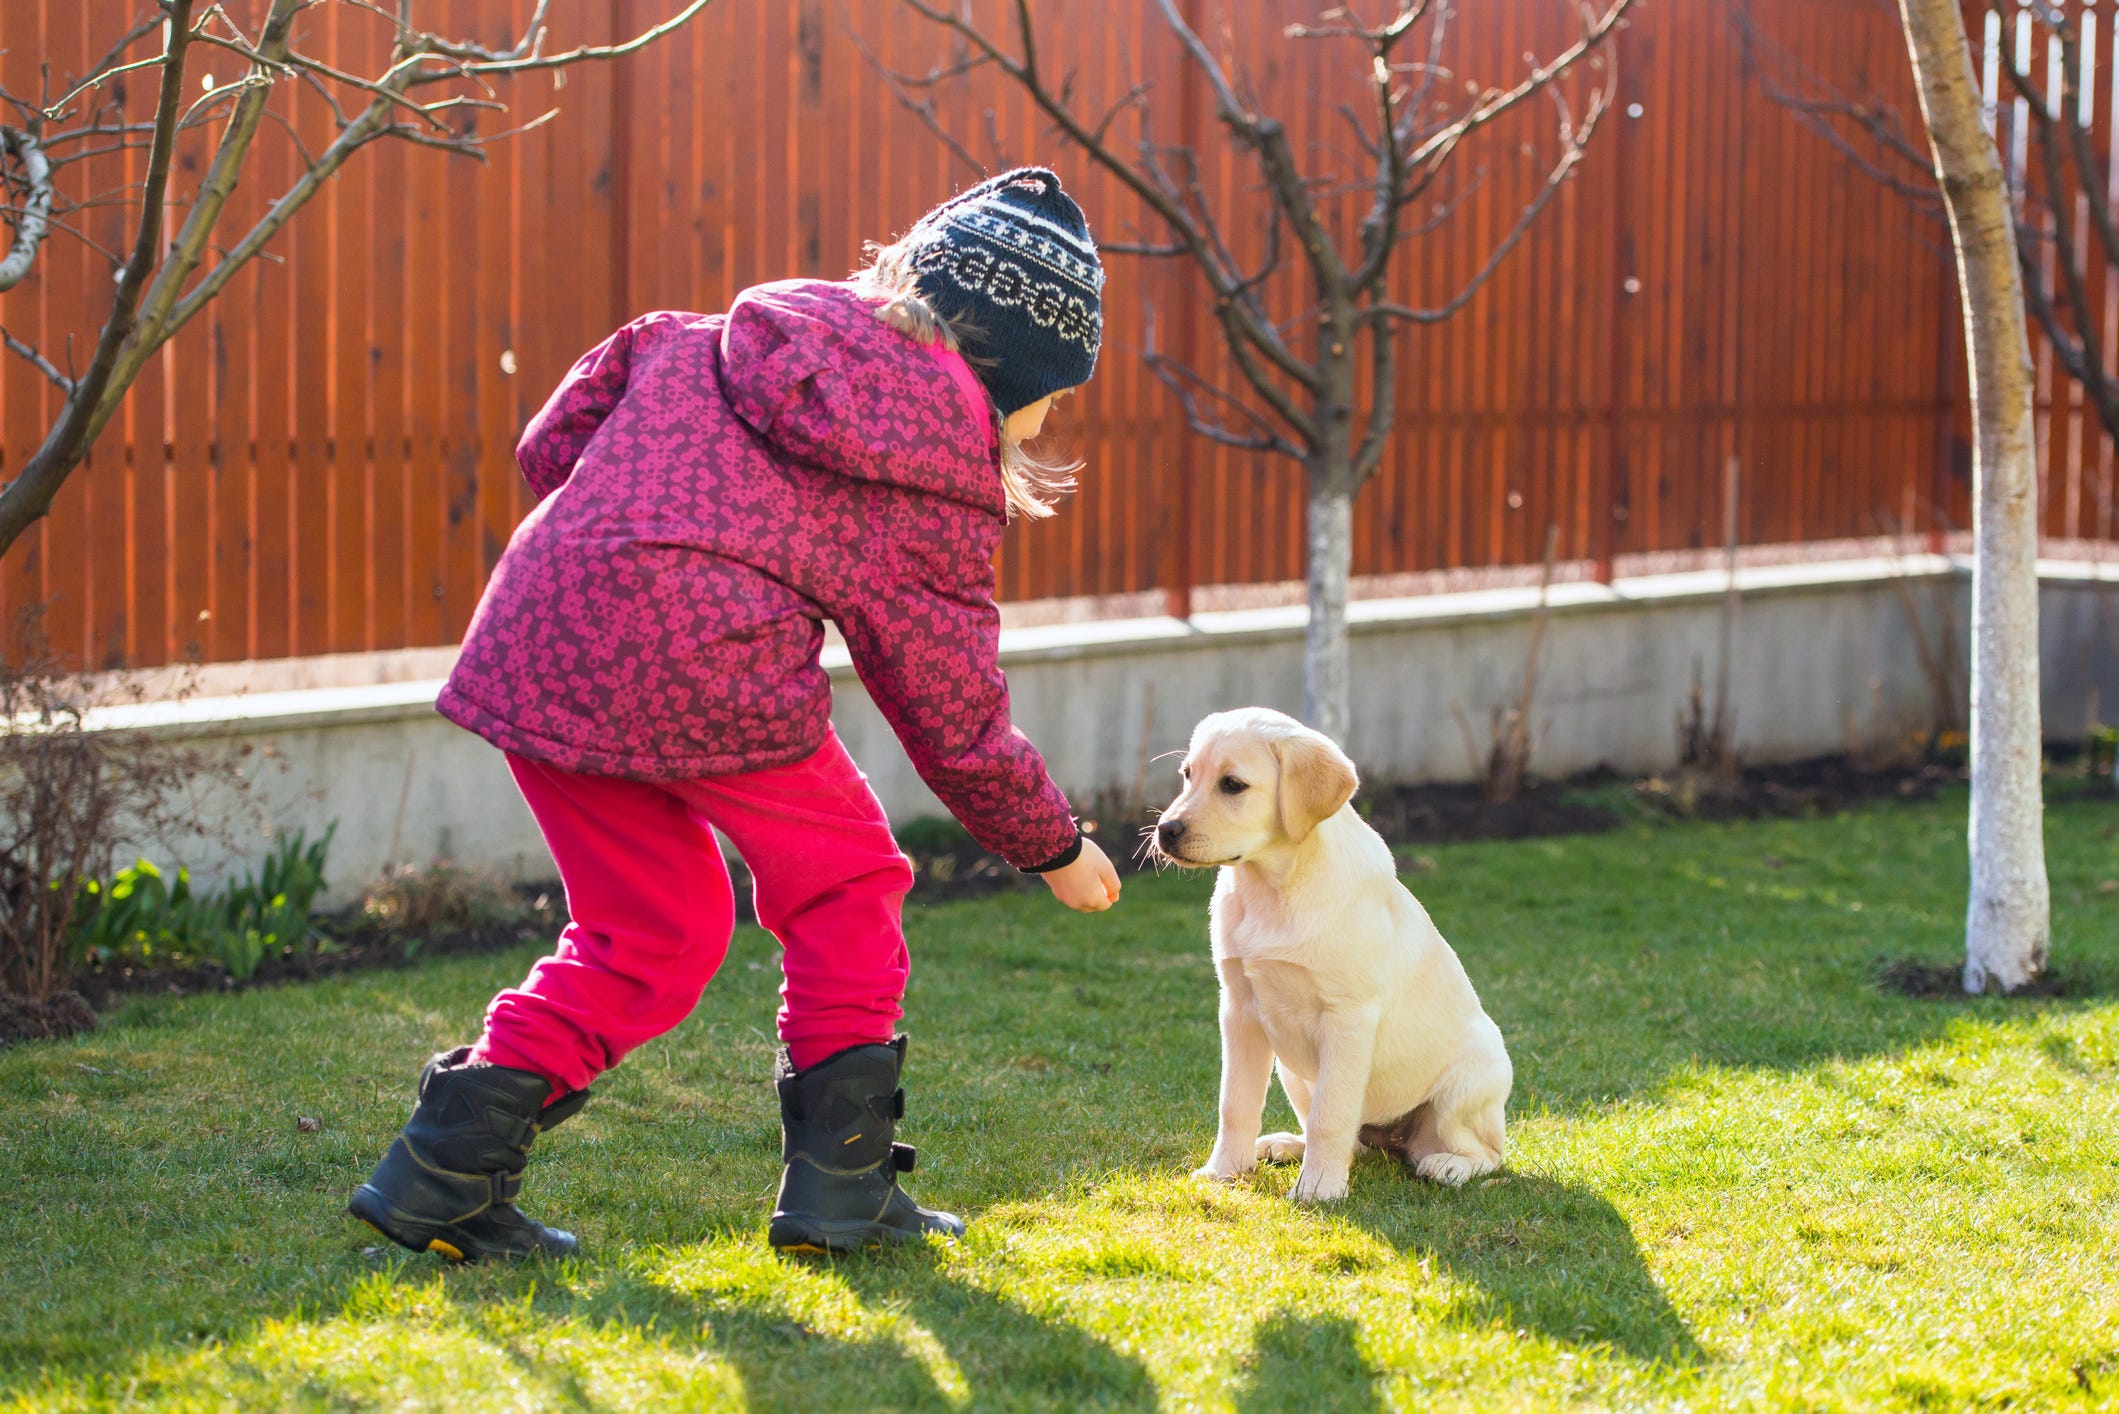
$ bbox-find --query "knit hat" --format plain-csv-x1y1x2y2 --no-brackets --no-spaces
898,167,1103,416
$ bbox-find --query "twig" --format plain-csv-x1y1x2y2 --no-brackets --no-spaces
402,0,717,81
848,25,989,178
0,327,74,395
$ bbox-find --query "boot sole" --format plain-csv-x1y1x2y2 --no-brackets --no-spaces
348,1186,472,1261
768,1214,964,1254
347,1185,572,1262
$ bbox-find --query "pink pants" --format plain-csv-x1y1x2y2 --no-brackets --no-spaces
468,731,914,1094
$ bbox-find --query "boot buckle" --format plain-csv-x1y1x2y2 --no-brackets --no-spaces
891,1142,916,1174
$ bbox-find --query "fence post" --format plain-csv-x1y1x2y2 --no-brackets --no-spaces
1161,0,1202,621
1593,21,1632,586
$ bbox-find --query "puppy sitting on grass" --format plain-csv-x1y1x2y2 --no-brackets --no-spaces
1154,708,1512,1202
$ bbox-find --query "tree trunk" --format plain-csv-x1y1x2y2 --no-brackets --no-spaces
1303,471,1353,742
1898,0,2052,992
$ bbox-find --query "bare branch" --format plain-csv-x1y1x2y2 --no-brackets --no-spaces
1102,239,1189,256
0,126,54,292
380,106,558,157
850,26,990,179
1153,0,1348,295
294,65,353,129
2015,43,2119,447
1143,309,1301,455
79,13,170,99
6,211,129,266
1090,79,1153,147
279,47,451,132
1400,0,1631,171
119,0,305,383
176,71,272,131
393,0,555,64
0,327,74,395
1372,58,1615,323
0,0,197,557
40,51,174,121
1287,1,1432,45
1731,5,1941,209
401,0,716,82
34,121,165,149
254,103,318,167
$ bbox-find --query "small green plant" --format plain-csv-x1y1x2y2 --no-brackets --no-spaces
67,827,334,981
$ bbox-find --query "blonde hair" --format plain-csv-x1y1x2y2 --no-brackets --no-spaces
853,239,1080,520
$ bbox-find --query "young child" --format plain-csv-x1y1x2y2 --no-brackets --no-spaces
349,169,1122,1261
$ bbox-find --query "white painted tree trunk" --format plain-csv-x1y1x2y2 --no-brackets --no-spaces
1303,481,1354,742
1898,0,2052,992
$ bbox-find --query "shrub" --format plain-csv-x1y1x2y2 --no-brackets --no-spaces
359,859,532,952
0,617,244,1003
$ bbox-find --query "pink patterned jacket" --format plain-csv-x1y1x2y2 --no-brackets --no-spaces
437,279,1079,870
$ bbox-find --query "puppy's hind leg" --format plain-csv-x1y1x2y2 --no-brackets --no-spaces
1409,1049,1510,1189
1257,1063,1310,1164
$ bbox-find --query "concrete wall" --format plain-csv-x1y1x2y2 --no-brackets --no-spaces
81,557,2118,900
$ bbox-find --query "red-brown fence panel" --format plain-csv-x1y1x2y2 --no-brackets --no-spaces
0,1,2105,671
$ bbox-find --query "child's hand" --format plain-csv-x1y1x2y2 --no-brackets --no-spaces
1043,836,1122,913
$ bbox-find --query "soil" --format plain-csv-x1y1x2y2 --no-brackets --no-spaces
1357,775,1625,844
0,989,97,1045
1357,755,1974,847
65,916,555,1015
1872,956,2091,1000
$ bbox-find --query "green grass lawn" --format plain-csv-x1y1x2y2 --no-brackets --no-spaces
4,785,2118,1411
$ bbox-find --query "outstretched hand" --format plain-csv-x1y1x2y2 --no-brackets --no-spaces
1042,836,1122,912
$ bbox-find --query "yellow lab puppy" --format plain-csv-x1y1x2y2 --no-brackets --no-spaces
1155,707,1511,1201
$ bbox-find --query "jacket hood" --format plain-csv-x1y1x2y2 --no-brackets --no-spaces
718,279,1003,514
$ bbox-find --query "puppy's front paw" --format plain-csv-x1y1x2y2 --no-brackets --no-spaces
1192,1151,1253,1182
1415,1152,1477,1188
1289,1165,1349,1203
1256,1132,1306,1164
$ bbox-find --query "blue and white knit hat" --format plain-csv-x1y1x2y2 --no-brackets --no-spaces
900,167,1103,417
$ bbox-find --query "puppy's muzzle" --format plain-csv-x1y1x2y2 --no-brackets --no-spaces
1156,817,1191,862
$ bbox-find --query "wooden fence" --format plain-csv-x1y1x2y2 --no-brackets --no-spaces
0,0,2103,670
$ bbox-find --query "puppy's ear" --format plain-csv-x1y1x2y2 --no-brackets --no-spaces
1272,729,1359,844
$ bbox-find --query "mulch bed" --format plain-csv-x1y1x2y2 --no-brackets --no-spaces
5,753,2100,1047
0,990,97,1046
1358,755,1973,847
1872,957,2091,1000
65,917,556,1015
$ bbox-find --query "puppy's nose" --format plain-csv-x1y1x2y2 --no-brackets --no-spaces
1157,818,1187,849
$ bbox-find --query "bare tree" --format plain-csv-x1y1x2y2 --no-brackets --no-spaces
1896,0,2053,993
1736,0,2119,525
0,0,715,559
875,0,1628,741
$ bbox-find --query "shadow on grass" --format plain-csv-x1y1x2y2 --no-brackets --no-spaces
1340,1169,1704,1369
1231,1310,1384,1412
553,1248,1158,1412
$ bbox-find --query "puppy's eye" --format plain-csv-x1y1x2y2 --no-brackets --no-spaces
1179,764,1192,780
1219,776,1248,795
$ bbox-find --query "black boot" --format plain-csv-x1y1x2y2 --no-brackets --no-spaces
768,1036,966,1253
348,1046,590,1262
